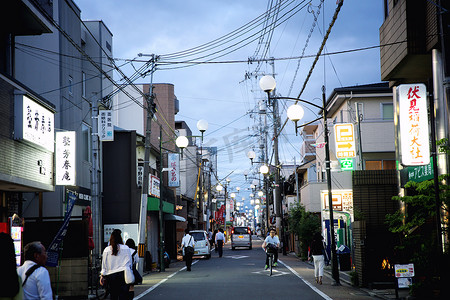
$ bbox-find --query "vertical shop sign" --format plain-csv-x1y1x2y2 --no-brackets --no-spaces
398,84,430,166
56,131,76,186
168,153,180,187
99,110,114,141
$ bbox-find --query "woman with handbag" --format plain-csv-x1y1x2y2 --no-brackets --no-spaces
100,229,133,300
309,232,326,285
125,238,143,299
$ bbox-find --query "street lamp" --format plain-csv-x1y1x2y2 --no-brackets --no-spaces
264,74,340,285
259,165,269,175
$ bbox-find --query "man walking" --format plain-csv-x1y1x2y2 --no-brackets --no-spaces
17,241,53,299
215,228,225,257
181,228,195,271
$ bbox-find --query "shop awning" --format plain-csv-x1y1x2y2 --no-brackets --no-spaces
164,214,186,222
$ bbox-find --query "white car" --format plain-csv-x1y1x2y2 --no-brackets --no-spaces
184,230,211,259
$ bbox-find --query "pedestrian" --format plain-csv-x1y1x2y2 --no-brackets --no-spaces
0,233,23,300
309,232,326,284
207,229,213,249
181,228,195,271
17,241,53,300
100,229,133,299
125,238,140,300
212,229,218,252
215,228,225,257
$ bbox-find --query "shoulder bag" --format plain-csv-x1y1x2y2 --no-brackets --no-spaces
132,250,143,284
184,236,194,256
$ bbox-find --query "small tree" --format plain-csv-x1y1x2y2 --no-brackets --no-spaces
288,202,321,259
386,139,449,296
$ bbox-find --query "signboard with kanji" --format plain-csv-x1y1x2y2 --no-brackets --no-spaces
334,123,356,158
321,189,353,217
168,153,180,187
149,175,160,198
398,84,430,166
395,263,415,278
55,131,76,186
99,110,114,142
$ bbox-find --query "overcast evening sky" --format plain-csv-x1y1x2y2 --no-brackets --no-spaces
74,0,384,201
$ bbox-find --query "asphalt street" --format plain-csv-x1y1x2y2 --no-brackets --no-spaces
133,237,377,300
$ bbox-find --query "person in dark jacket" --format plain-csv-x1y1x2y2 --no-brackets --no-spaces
309,232,326,284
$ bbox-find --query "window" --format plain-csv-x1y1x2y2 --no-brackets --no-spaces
82,123,91,162
68,75,73,96
382,103,394,120
82,72,86,98
365,160,396,170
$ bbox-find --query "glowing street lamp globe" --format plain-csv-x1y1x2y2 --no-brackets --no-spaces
175,136,189,148
260,165,269,174
287,104,305,122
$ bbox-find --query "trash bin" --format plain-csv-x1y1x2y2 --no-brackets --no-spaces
337,245,351,271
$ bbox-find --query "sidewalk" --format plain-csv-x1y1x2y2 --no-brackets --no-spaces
291,253,397,300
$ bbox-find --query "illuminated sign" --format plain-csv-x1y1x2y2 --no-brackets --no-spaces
99,110,114,141
55,131,76,186
398,84,430,166
321,189,353,216
340,158,354,171
334,124,356,158
14,95,55,152
395,263,415,278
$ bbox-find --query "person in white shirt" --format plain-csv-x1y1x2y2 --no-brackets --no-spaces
262,228,280,270
17,241,53,300
215,228,225,257
181,228,195,271
100,229,132,300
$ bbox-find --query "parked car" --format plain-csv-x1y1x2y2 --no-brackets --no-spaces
186,230,211,259
231,226,252,250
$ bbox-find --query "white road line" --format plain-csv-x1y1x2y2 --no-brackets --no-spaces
278,260,333,300
134,260,199,299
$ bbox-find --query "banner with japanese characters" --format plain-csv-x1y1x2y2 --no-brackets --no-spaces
56,131,76,186
99,110,114,142
398,84,430,166
149,175,160,198
168,153,180,187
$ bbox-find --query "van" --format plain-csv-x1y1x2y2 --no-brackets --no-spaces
230,226,252,250
187,230,211,259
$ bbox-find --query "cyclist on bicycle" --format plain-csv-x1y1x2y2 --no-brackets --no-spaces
262,228,280,270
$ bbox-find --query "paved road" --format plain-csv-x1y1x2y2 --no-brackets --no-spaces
134,237,377,300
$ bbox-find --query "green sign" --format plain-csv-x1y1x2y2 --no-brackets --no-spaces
147,196,174,214
407,160,434,182
340,158,353,171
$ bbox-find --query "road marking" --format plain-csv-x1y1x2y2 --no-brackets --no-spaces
224,255,249,259
278,260,332,300
134,260,199,299
252,269,290,277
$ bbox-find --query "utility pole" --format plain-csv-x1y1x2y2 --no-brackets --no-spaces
294,157,300,203
159,125,165,272
137,54,156,274
269,59,285,255
91,101,101,259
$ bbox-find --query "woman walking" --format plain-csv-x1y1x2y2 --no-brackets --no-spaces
100,229,133,300
309,232,326,284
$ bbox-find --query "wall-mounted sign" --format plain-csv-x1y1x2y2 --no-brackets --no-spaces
55,131,76,186
99,110,114,142
149,175,160,198
14,95,55,152
398,84,430,166
321,189,353,217
137,166,144,188
168,153,180,187
334,123,356,158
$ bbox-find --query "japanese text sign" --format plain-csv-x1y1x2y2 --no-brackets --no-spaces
149,175,160,198
168,153,180,187
395,263,415,278
321,189,353,216
398,84,430,166
334,123,356,158
56,131,76,186
14,95,55,152
99,110,114,142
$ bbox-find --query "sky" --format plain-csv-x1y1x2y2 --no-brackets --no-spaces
74,0,384,206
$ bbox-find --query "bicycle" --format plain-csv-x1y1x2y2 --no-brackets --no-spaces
88,254,107,299
265,243,278,276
